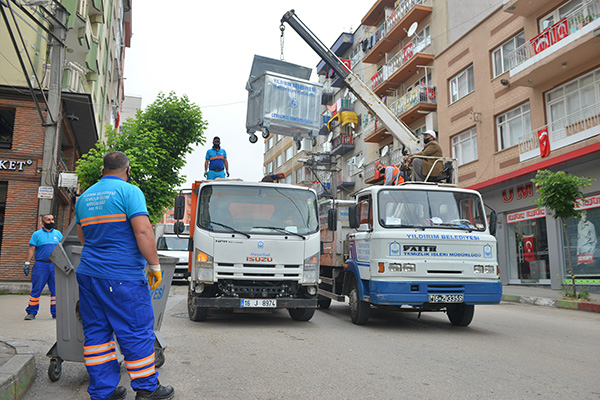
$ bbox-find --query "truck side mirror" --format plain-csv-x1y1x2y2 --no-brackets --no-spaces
489,210,497,236
349,204,360,229
327,208,337,231
174,195,185,220
174,221,185,235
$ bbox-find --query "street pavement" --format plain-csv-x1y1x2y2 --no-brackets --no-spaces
0,283,599,399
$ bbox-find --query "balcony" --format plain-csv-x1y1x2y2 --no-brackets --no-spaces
506,0,600,87
362,25,396,65
390,85,437,123
363,149,404,183
331,134,355,157
518,102,600,161
369,35,434,96
362,0,396,26
363,117,391,143
386,0,433,42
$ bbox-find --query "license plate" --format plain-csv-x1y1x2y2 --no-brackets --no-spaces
241,299,277,308
429,294,464,303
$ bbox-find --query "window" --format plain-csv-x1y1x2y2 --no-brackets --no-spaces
451,126,478,166
492,31,525,77
265,136,274,152
285,175,292,184
449,65,474,103
266,161,273,174
358,195,373,229
496,102,531,150
0,108,15,149
284,146,293,162
546,68,600,131
276,154,282,168
413,125,427,136
539,0,588,31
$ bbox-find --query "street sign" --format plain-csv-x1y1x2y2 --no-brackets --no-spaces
59,173,78,188
38,186,54,199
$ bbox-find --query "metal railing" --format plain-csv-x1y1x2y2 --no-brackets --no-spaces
518,101,600,156
506,0,600,69
390,85,436,115
363,117,378,138
385,0,432,34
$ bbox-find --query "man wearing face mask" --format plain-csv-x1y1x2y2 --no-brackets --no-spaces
204,136,229,180
24,214,63,320
403,130,443,181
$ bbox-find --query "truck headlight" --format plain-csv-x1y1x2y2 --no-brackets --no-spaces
474,265,496,274
194,249,214,282
303,253,319,284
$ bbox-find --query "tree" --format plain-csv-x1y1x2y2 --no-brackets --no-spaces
531,170,594,297
76,92,207,222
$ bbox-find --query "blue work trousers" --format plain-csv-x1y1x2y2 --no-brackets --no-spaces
26,262,56,317
76,274,158,400
207,169,226,180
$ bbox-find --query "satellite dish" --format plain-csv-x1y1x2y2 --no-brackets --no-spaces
407,22,418,38
381,145,389,157
327,132,333,142
356,157,364,169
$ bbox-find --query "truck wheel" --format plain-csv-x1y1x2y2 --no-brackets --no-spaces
447,304,474,326
188,290,209,322
317,297,332,309
288,307,316,321
348,281,369,325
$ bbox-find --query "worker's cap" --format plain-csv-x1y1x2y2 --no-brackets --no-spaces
422,130,436,139
213,136,220,142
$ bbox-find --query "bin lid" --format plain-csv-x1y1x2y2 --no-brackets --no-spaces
246,55,312,91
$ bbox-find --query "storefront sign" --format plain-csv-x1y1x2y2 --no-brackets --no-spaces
0,159,32,171
37,186,54,199
507,207,546,224
58,173,78,188
502,182,534,203
575,194,600,211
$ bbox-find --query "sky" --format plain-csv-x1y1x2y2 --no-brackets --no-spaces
123,1,371,188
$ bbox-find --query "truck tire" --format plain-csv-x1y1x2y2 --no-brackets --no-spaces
288,307,316,321
188,290,209,322
317,297,332,309
447,304,474,326
348,280,369,325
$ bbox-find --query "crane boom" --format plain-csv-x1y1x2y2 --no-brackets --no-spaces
281,10,421,153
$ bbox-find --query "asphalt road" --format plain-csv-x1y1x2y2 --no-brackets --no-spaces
5,284,600,400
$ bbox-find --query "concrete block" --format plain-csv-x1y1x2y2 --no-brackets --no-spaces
0,355,35,400
556,300,578,310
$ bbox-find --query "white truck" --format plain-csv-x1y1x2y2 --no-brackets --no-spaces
154,223,190,282
282,11,502,325
173,179,320,322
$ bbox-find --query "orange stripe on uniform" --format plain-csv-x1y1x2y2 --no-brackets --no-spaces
81,218,127,227
84,352,117,366
80,213,126,223
125,353,155,369
84,341,116,355
210,156,225,160
128,366,155,380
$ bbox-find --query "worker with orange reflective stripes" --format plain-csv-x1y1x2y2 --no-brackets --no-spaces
23,214,62,320
375,162,404,186
75,151,174,400
204,136,229,180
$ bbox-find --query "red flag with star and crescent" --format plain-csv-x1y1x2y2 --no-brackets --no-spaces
538,128,550,158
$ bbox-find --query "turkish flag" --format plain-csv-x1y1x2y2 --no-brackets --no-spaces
523,235,536,262
538,128,550,158
341,59,351,72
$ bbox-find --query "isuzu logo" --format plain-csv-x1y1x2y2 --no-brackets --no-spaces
246,256,273,262
403,245,437,252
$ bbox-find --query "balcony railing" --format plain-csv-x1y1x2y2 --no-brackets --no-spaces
506,0,599,70
390,85,436,116
363,149,404,181
518,101,600,160
363,117,379,138
386,0,432,34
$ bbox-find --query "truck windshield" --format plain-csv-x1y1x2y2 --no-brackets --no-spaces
157,236,189,251
197,185,319,236
378,189,486,231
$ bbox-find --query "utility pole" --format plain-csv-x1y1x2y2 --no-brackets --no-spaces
39,4,67,216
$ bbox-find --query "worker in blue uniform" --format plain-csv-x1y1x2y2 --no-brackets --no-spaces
75,151,174,400
24,214,62,320
204,136,229,180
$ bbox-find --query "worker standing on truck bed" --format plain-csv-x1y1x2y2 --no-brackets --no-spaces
403,130,443,181
204,136,229,180
75,151,174,400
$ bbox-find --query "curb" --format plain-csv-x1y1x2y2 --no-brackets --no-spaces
502,294,600,313
0,343,35,400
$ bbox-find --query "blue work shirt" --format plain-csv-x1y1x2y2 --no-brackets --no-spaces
75,176,149,280
29,228,63,262
206,147,227,170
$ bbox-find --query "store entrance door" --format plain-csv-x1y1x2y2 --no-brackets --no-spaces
507,207,550,284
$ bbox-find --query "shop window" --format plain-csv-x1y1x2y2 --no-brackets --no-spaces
506,208,550,283
0,108,15,149
562,195,600,279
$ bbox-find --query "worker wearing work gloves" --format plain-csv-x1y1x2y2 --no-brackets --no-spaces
23,214,62,320
403,130,443,181
204,136,229,180
75,151,174,400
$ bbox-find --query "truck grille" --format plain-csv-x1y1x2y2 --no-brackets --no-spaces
218,279,299,297
215,263,302,279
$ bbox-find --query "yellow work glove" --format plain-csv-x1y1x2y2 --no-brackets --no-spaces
148,264,162,290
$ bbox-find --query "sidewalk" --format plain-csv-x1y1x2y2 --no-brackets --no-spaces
0,284,599,400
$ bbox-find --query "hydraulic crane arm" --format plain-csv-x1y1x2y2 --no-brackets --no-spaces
281,9,421,154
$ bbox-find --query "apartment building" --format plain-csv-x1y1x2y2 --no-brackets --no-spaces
435,0,600,288
0,0,131,281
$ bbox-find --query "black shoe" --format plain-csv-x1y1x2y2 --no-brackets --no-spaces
24,314,35,320
52,315,56,319
135,384,175,400
107,386,127,400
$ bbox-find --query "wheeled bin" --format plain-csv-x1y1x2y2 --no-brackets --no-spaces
46,220,177,381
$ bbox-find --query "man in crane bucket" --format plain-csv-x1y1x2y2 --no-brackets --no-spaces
403,130,443,181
